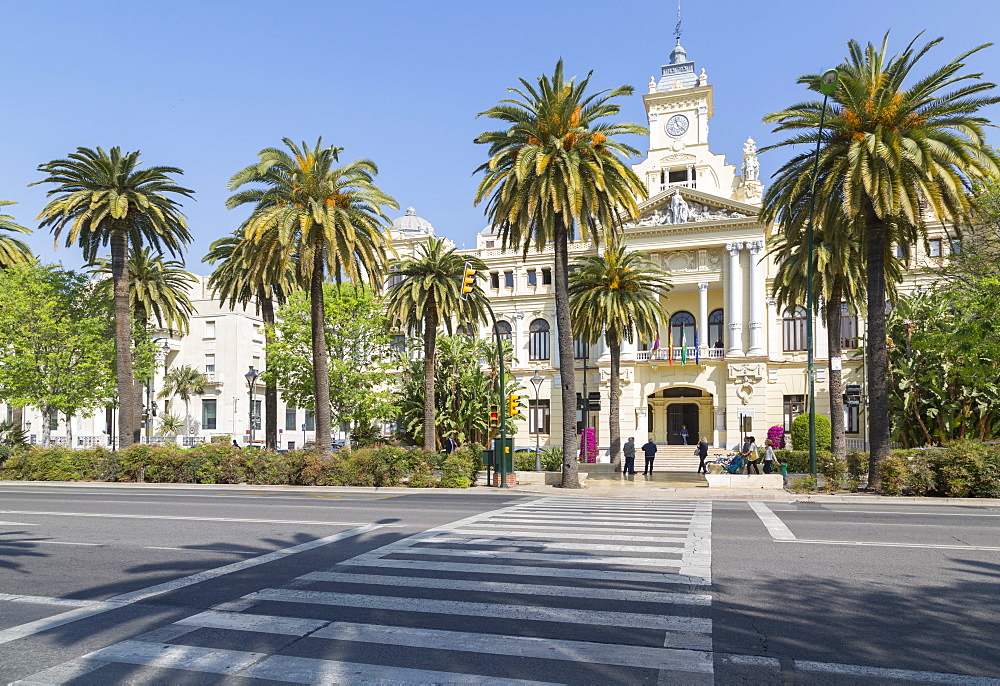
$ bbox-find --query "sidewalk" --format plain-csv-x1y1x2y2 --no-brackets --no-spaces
4,479,1000,506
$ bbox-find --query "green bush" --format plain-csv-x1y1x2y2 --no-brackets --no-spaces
774,450,810,473
543,447,563,471
928,441,1000,498
876,455,911,495
790,474,817,493
816,450,844,491
438,454,473,488
846,451,869,479
790,413,831,451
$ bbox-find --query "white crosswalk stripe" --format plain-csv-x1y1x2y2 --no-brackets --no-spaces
14,497,715,684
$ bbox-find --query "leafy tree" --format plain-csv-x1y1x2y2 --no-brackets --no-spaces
0,201,32,268
0,263,117,447
267,284,395,447
227,138,397,458
204,232,297,450
569,241,670,469
761,35,1000,488
34,146,194,449
474,60,647,488
91,247,197,334
385,238,489,451
158,365,209,439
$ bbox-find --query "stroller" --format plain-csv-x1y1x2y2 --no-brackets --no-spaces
721,454,745,474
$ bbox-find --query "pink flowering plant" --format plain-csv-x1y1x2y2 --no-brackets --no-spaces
767,425,786,449
579,427,598,463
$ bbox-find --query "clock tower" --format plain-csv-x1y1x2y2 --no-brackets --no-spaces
634,40,738,200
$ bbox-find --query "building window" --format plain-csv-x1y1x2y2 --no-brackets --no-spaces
895,244,907,260
252,400,261,430
205,320,216,338
708,308,725,349
489,272,500,289
504,270,514,288
50,412,59,431
950,238,962,254
782,307,807,351
252,323,262,340
841,304,859,350
387,265,404,288
541,268,552,285
390,334,406,353
783,395,805,432
669,311,696,348
529,399,550,434
495,320,512,342
844,403,860,434
285,406,297,431
647,405,654,433
485,240,495,249
6,405,12,424
529,319,550,361
574,338,590,360
202,399,217,430
928,239,942,257
205,354,215,373
527,269,537,286
305,410,315,431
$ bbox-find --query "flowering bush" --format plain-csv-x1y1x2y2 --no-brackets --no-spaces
767,425,786,449
579,428,598,463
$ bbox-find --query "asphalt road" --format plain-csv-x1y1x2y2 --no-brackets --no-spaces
1,485,999,684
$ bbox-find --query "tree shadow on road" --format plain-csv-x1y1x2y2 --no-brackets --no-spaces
0,530,50,573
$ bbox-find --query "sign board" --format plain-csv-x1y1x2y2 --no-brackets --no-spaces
301,424,306,431
189,427,195,434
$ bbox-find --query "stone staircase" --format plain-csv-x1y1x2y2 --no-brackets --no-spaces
654,444,702,472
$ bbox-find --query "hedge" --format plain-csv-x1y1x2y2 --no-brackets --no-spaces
0,443,482,489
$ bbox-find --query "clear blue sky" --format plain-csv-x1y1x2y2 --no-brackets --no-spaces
3,0,998,273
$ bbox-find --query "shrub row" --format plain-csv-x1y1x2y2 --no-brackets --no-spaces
0,443,482,489
872,441,1000,497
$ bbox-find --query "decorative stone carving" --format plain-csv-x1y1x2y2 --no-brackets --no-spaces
649,76,657,93
699,69,708,86
707,249,723,270
668,188,691,224
741,138,759,182
628,200,752,228
600,366,633,385
725,241,743,256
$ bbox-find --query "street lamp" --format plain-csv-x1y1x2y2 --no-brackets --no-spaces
805,68,839,486
530,370,544,471
245,366,258,446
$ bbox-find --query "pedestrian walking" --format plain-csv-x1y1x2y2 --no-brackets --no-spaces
623,437,637,475
641,439,658,475
762,438,776,474
743,436,760,474
696,436,709,474
444,433,458,455
231,439,241,449
680,424,689,445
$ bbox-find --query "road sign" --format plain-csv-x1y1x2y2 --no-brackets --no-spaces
189,427,195,434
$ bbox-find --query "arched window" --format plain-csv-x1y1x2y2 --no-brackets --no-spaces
782,307,807,351
494,320,512,342
529,319,550,361
574,337,590,360
670,311,696,348
708,309,725,349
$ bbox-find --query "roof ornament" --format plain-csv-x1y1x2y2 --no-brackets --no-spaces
674,0,682,45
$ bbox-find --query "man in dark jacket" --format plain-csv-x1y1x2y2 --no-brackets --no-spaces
641,439,658,475
622,437,637,475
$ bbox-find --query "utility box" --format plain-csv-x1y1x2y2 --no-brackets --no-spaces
481,449,495,468
492,437,514,474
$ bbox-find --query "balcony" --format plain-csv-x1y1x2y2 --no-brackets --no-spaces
204,371,221,385
634,347,724,362
659,180,697,193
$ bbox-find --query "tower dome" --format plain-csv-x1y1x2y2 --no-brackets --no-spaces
391,206,435,236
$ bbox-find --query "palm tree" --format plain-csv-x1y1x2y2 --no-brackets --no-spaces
227,139,397,458
474,60,647,488
90,247,197,334
156,412,183,441
385,238,488,451
204,232,297,450
0,201,32,268
760,35,1000,488
569,241,670,470
34,147,194,449
158,365,209,440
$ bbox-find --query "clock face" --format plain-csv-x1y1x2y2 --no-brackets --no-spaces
665,114,690,138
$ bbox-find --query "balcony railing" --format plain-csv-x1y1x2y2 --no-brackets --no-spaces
634,347,724,361
659,180,696,192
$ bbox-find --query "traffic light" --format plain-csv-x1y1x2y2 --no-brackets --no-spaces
488,404,500,428
460,262,476,300
507,394,519,417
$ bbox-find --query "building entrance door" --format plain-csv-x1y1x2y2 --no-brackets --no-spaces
667,404,699,445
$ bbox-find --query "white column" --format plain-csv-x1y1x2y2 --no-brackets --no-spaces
698,281,709,352
747,240,765,355
726,242,743,356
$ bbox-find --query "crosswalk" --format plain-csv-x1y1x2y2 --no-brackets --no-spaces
14,497,714,685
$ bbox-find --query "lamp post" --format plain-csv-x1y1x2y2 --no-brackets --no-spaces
805,68,839,485
245,366,258,446
530,370,544,471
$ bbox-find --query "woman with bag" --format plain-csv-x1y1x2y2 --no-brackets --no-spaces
696,436,709,474
762,438,777,474
743,436,760,474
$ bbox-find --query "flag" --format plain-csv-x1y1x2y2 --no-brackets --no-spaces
680,327,687,365
695,326,700,365
668,327,673,365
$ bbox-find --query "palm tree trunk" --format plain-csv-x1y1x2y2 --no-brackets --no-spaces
310,245,332,459
12,406,23,430
865,207,890,489
826,284,845,465
608,330,622,471
111,230,138,449
261,291,278,452
422,303,439,452
553,217,580,488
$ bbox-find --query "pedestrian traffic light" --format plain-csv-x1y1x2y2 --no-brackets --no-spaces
488,404,500,428
507,394,519,418
460,262,476,300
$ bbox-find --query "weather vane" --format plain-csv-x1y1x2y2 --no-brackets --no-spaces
674,1,682,43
